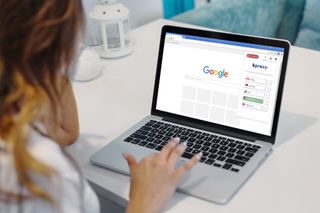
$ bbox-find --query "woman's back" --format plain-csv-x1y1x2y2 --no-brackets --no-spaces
0,129,99,213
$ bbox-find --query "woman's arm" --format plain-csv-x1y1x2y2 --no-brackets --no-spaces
54,77,79,145
41,76,79,146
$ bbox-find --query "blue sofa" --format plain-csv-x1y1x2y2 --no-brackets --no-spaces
172,0,320,51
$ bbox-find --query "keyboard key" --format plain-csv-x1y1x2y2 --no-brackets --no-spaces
222,163,232,170
124,137,134,142
196,140,205,145
146,137,155,142
205,159,214,165
166,132,174,137
220,146,228,151
228,143,237,148
186,142,194,147
145,122,154,127
201,146,210,152
204,136,213,142
237,150,245,155
235,140,243,145
226,153,234,158
213,163,222,167
196,135,205,140
138,141,147,146
252,145,261,149
148,133,156,137
182,152,193,159
146,143,156,149
245,147,259,153
132,138,141,144
181,136,189,141
227,138,235,142
237,145,245,150
189,133,197,137
199,157,206,163
131,133,147,140
208,154,217,159
217,150,226,156
163,136,171,141
235,155,250,162
218,136,226,140
203,142,212,147
186,147,193,152
209,148,218,153
202,152,209,157
188,138,196,142
202,133,210,136
192,150,201,154
231,168,239,172
193,144,201,149
158,130,167,135
211,144,220,149
156,139,163,144
155,135,163,139
228,148,237,153
155,145,163,151
141,126,152,131
151,129,160,133
220,141,228,146
226,158,245,167
153,124,161,128
216,156,226,161
245,152,254,158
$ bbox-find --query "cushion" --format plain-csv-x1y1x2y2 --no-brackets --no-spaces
172,0,286,38
275,0,306,43
295,0,320,51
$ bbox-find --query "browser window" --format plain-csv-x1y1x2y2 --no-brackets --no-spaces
156,33,284,136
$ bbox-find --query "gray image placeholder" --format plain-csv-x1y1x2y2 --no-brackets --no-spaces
212,91,227,107
180,100,194,115
197,89,211,104
182,86,197,100
210,106,225,123
195,103,210,119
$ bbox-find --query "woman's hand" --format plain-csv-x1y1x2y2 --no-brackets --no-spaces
124,138,201,213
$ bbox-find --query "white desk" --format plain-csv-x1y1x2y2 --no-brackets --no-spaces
68,19,320,212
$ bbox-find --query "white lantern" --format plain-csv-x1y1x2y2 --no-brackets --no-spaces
90,0,132,58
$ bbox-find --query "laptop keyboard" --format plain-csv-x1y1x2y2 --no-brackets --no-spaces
123,120,261,172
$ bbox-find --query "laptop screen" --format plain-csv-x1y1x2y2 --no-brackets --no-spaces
156,32,285,136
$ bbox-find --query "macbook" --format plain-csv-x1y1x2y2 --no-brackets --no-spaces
90,25,290,204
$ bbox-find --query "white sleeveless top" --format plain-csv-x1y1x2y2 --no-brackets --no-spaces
0,129,100,213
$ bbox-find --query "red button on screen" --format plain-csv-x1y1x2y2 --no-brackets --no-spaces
247,54,259,59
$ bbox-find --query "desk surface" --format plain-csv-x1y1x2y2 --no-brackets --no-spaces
68,19,320,212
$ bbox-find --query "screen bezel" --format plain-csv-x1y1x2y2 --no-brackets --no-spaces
151,25,290,144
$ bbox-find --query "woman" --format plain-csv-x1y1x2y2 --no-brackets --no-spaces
0,1,201,212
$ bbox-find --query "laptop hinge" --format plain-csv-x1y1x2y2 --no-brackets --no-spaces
163,117,256,142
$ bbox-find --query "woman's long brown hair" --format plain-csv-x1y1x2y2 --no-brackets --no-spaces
0,0,84,205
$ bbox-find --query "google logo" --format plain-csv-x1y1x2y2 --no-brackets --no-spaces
203,66,229,78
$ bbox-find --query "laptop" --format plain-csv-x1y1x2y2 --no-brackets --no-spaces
90,25,290,204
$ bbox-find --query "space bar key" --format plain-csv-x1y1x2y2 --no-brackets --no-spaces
226,158,246,167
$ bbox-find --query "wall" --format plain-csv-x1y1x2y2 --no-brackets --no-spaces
82,0,163,29
81,0,208,44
